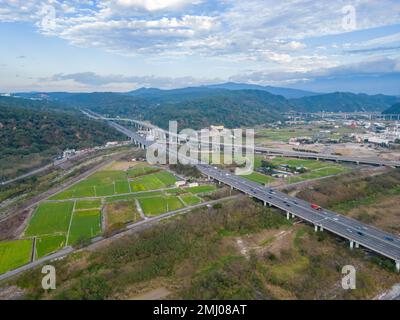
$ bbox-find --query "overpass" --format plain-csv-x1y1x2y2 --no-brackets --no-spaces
90,113,400,271
85,111,400,169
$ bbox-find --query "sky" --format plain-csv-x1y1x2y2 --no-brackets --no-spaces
0,0,399,94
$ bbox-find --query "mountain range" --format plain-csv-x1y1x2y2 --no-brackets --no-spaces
5,83,400,128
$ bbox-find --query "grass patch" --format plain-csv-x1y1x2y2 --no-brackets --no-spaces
139,196,184,216
76,199,102,211
25,202,74,237
0,240,32,274
36,234,66,259
68,210,102,246
186,185,217,194
105,201,141,230
180,194,202,206
242,172,275,185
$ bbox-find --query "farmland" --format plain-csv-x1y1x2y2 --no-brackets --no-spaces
25,202,74,237
104,201,141,232
242,172,275,185
253,155,350,184
67,210,102,245
138,196,184,216
0,162,221,275
0,240,32,274
36,235,65,259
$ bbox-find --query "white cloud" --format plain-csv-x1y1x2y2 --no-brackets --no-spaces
114,0,200,11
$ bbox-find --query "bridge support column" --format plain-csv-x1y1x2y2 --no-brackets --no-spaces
286,212,290,220
291,213,295,218
349,240,354,249
396,261,400,272
314,225,318,232
320,226,324,232
263,201,267,206
355,242,359,248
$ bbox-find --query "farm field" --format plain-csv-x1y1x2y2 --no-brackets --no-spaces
260,156,350,183
180,194,202,206
242,172,275,185
67,210,102,245
185,185,217,194
255,126,360,143
138,196,184,216
105,201,141,231
50,168,177,200
127,166,159,178
75,199,102,210
0,163,218,273
35,234,66,259
0,240,32,274
129,171,177,192
25,202,74,237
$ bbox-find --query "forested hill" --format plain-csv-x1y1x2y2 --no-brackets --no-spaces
146,91,289,129
383,103,400,114
289,92,399,112
0,100,125,180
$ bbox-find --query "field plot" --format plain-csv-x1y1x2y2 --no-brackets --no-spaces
255,126,360,143
130,171,177,192
0,240,32,274
127,166,159,178
185,185,217,194
50,170,129,200
36,234,66,259
266,157,350,183
139,196,184,216
25,202,74,237
68,210,102,245
105,201,141,231
242,172,275,185
76,199,102,210
180,194,202,206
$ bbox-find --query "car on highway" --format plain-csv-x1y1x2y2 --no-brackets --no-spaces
385,236,394,242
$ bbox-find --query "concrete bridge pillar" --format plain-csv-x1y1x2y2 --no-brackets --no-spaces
286,212,290,220
264,201,267,206
314,225,318,232
291,213,295,218
355,242,359,248
396,261,400,272
320,226,324,232
350,240,354,249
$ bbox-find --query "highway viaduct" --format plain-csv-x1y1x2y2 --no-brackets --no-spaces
85,111,400,272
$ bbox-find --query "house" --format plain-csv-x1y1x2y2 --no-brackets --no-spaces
105,141,119,147
188,182,199,187
175,181,186,187
63,149,76,158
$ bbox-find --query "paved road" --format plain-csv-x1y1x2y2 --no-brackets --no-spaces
101,117,400,269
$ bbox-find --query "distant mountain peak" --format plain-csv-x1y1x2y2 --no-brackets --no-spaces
204,82,319,99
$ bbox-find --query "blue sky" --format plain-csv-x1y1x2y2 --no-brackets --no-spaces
0,0,399,94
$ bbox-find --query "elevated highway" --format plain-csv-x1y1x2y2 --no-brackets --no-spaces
92,112,400,271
